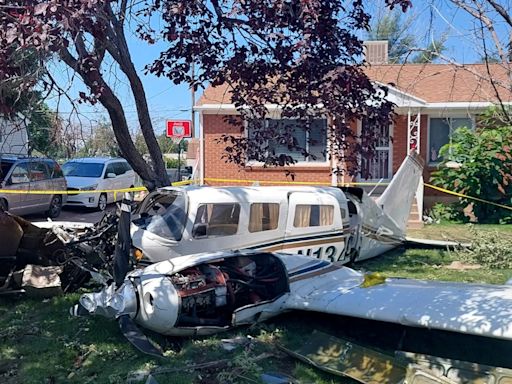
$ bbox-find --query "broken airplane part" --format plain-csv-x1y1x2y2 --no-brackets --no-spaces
75,249,512,361
0,206,119,295
130,153,424,265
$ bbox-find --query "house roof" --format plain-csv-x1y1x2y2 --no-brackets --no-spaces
365,63,512,103
196,63,512,108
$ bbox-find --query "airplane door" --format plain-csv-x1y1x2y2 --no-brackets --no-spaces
285,192,346,262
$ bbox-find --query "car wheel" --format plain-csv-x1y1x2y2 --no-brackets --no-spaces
0,199,8,212
97,193,107,211
47,195,62,218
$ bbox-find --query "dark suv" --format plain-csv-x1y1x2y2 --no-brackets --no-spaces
0,156,67,218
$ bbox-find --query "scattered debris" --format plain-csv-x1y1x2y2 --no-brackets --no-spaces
220,336,252,351
278,330,405,383
0,208,120,296
260,372,296,384
280,331,512,384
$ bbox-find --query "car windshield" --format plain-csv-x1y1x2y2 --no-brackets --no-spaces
62,162,104,178
133,191,187,241
0,161,13,181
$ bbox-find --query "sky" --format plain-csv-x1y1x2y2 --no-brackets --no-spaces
45,0,509,138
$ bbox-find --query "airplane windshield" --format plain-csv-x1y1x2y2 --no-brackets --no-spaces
133,192,187,241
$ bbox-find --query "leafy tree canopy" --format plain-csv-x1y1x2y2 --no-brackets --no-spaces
0,0,412,182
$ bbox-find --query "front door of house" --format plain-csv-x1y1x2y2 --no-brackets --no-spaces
360,120,393,180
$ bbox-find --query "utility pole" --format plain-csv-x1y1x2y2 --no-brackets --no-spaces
191,61,195,136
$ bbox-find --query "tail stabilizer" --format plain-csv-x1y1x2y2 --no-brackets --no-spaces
376,152,424,232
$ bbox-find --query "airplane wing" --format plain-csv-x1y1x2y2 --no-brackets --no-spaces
284,266,512,341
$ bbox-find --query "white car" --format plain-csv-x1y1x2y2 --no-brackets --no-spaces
62,157,136,210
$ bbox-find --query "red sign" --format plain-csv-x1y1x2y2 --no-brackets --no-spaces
166,120,192,138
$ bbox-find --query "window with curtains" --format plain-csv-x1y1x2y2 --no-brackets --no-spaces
249,203,280,232
193,203,241,238
293,205,334,228
247,118,327,162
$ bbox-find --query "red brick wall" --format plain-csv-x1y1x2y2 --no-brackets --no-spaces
203,114,332,185
202,113,442,200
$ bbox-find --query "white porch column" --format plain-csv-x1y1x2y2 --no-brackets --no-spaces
407,108,421,155
407,108,423,222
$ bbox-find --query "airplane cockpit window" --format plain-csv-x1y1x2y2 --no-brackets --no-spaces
249,203,279,232
348,201,357,216
193,203,240,238
293,205,334,227
132,192,187,241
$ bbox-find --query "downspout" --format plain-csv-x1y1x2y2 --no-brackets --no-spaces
199,112,204,185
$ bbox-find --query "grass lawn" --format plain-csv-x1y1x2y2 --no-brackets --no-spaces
1,223,511,383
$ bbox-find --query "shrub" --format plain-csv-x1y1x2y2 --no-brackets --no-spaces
430,125,512,224
456,226,512,269
165,158,185,168
426,202,467,223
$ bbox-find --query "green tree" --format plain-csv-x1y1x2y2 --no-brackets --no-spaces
431,110,512,223
368,11,416,63
410,39,447,63
79,122,120,158
134,130,189,155
368,10,446,63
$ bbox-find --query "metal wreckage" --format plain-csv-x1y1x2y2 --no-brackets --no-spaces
0,205,119,296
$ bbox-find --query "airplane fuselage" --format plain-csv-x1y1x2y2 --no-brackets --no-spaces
130,185,405,266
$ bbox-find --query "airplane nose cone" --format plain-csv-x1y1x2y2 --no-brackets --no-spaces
136,275,180,334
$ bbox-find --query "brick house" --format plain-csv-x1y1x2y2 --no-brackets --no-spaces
194,62,512,219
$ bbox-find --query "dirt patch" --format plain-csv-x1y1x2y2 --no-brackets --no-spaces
445,261,482,270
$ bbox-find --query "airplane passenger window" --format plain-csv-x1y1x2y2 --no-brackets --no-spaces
193,203,241,238
249,203,279,232
293,205,334,227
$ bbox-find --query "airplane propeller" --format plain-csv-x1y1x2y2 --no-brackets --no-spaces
112,192,165,358
113,192,133,287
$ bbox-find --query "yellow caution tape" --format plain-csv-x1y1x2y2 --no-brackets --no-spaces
2,176,509,214
0,180,193,195
424,183,512,212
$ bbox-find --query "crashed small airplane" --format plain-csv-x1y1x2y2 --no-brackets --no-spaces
131,153,424,266
75,248,512,359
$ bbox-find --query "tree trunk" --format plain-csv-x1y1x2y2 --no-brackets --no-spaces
106,4,170,189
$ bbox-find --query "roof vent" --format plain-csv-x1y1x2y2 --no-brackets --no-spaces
363,41,389,64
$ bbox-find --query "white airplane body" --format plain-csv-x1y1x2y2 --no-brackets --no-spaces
130,154,423,265
78,250,512,344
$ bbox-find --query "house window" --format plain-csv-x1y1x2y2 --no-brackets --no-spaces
193,203,241,238
293,205,334,227
248,118,327,162
360,118,392,180
429,117,473,163
249,203,280,232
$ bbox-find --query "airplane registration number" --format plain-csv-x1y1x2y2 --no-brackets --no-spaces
297,245,348,262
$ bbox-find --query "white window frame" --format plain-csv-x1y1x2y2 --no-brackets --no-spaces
244,115,330,167
427,114,475,165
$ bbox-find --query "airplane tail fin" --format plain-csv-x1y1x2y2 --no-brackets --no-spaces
376,152,424,232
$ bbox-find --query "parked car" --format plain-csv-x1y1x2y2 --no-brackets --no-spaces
0,155,66,218
62,157,136,211
166,167,192,183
